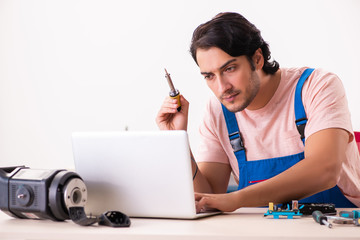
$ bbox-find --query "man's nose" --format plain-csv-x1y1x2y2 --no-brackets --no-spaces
217,75,232,93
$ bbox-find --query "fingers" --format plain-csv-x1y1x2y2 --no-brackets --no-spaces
155,97,180,128
195,193,217,213
155,95,189,131
161,97,181,113
160,95,189,114
195,192,206,201
179,95,189,112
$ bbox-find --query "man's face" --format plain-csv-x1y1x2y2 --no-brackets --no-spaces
196,47,260,112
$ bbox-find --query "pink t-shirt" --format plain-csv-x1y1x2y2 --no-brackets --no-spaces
196,67,360,207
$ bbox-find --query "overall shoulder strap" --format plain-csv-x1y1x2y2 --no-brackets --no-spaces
222,68,314,160
294,68,315,144
221,104,247,162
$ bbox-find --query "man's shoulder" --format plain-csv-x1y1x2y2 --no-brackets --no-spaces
281,67,338,80
309,68,340,82
280,67,341,91
280,67,308,79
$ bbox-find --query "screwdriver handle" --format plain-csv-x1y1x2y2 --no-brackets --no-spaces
339,210,360,219
170,92,181,112
339,211,354,218
312,210,323,223
312,210,333,228
355,218,360,226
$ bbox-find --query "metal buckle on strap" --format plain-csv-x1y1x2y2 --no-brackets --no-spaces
229,132,244,152
295,117,307,140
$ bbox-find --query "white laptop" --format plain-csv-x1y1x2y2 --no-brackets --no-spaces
71,130,220,219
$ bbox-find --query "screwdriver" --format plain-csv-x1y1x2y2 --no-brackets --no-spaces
339,210,360,226
312,210,333,228
164,68,181,112
313,210,358,227
339,210,360,219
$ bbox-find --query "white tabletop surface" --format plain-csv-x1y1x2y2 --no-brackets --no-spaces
1,208,360,240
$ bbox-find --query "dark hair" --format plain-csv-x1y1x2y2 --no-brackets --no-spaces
190,12,279,75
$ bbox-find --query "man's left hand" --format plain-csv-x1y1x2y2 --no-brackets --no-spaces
195,192,240,213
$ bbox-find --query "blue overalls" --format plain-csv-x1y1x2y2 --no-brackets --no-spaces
222,68,356,207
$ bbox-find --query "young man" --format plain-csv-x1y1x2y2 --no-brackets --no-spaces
156,12,360,212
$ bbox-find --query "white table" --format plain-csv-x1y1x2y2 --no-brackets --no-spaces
1,208,360,240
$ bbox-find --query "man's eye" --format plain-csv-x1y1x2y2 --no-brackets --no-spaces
204,74,214,80
225,66,235,72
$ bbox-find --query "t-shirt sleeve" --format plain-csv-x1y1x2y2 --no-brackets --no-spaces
303,69,354,142
195,97,229,164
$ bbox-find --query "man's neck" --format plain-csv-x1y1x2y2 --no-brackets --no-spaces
247,69,281,111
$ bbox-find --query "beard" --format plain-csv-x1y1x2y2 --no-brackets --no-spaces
220,72,260,113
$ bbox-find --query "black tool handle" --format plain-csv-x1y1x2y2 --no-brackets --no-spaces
312,210,332,228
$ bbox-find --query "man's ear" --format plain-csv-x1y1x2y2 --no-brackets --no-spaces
252,48,264,70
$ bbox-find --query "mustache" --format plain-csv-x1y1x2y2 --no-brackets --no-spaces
220,89,241,100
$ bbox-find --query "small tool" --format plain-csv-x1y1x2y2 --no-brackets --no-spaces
339,210,360,226
312,210,360,228
164,68,181,112
339,210,360,219
312,210,333,228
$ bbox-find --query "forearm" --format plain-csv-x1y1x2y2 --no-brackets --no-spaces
235,156,339,207
194,129,349,213
190,152,213,193
190,151,232,194
234,128,348,208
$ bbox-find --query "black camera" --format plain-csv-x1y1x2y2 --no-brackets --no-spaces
0,166,87,221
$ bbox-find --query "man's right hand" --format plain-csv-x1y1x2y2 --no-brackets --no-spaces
156,95,189,131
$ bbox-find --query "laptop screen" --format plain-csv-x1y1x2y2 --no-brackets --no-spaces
72,130,200,218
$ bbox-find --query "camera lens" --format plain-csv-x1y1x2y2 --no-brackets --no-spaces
63,177,87,209
49,171,87,221
71,188,82,205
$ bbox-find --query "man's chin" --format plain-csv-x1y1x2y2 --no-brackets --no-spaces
221,102,245,113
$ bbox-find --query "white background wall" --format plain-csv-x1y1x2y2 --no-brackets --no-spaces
1,0,359,169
